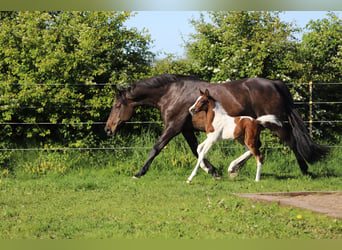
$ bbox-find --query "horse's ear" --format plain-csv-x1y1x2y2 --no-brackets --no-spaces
113,85,123,97
205,89,210,97
112,85,119,94
199,89,204,95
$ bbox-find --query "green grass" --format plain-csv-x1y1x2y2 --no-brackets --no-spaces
0,171,341,239
0,133,341,239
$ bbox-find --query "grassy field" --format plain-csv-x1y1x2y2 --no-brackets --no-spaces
0,170,341,239
0,133,342,239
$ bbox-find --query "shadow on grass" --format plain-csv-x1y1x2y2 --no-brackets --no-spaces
261,172,302,180
262,169,341,180
307,171,341,179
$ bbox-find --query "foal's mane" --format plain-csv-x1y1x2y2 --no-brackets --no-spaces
206,95,217,106
199,91,216,108
200,91,216,133
118,74,203,103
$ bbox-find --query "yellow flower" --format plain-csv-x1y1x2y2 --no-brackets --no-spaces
297,214,302,220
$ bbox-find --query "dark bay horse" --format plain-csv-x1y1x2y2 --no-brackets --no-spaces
105,74,328,178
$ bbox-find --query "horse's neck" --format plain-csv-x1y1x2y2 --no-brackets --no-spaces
129,87,162,108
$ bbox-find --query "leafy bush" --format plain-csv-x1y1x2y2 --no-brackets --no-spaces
0,11,154,147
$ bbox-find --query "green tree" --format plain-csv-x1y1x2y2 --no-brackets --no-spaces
150,54,197,76
0,11,154,148
299,12,342,140
186,11,301,82
300,12,341,83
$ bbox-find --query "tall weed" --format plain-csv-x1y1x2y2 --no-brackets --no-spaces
3,128,342,180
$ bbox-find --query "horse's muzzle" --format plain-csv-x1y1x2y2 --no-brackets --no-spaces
105,126,115,136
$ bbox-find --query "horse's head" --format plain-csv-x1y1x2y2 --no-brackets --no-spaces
105,87,135,136
189,89,211,115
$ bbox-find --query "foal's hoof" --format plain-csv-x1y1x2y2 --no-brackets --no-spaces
132,175,139,180
229,172,238,179
186,179,192,184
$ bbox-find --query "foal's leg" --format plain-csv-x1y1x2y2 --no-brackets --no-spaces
250,144,263,182
187,138,215,183
228,150,253,178
244,126,264,182
182,130,220,177
227,143,252,177
186,141,206,183
255,155,263,182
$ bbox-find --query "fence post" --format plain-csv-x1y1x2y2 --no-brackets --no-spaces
309,81,313,138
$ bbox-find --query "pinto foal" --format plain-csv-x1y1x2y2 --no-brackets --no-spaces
187,89,282,183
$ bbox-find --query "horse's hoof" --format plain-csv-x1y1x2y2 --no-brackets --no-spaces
132,176,139,180
186,179,192,184
213,175,221,180
211,172,221,179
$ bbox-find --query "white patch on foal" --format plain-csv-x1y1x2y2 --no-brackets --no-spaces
189,96,202,115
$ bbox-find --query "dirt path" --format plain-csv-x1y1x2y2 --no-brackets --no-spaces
235,191,342,218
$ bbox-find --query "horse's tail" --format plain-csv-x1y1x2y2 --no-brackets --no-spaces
257,115,282,128
273,81,329,164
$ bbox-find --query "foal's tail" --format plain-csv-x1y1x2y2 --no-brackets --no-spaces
257,115,282,128
273,81,329,164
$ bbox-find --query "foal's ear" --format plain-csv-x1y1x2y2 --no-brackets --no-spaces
205,89,210,97
199,89,205,95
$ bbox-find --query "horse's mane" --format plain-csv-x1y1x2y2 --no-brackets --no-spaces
118,74,204,103
133,74,203,89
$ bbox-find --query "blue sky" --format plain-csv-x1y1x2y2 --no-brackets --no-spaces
125,11,341,58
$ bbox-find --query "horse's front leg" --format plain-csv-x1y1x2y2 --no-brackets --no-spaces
133,125,180,178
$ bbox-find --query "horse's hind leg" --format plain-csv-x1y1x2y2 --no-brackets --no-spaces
182,130,220,178
273,126,309,175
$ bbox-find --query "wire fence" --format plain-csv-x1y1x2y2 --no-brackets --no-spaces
1,81,342,152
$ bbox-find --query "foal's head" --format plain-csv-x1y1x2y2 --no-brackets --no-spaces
189,89,214,115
